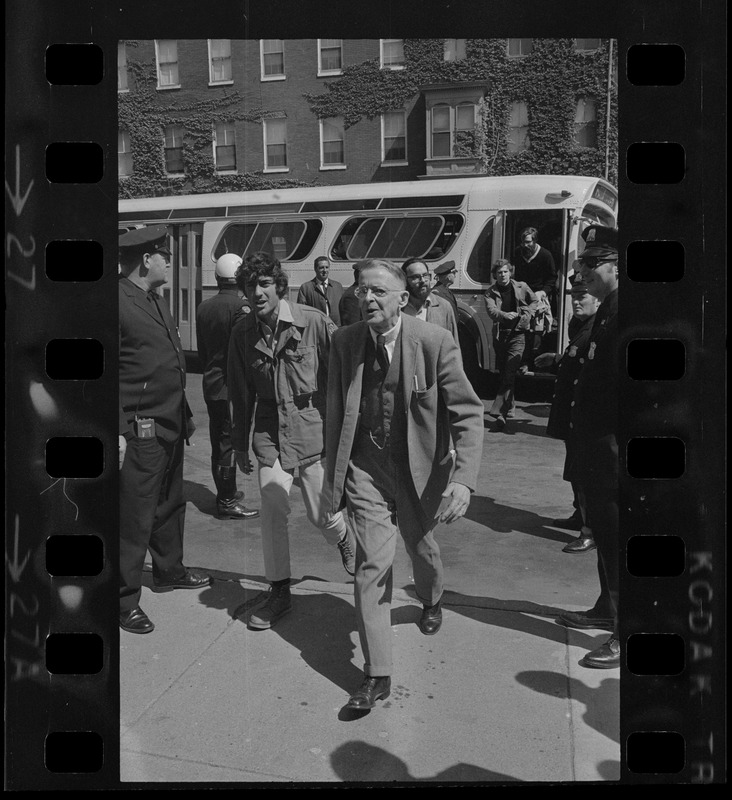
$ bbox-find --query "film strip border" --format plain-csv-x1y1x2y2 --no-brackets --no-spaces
4,0,725,787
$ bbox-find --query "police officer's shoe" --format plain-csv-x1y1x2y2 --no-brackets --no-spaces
552,512,583,531
418,601,443,635
337,528,356,576
120,606,154,634
556,609,614,632
248,583,292,630
216,496,259,520
153,569,212,591
346,676,391,710
562,535,597,554
581,636,621,669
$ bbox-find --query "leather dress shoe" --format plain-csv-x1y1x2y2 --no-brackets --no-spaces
552,514,583,531
556,609,614,632
153,568,211,591
581,636,621,669
120,606,154,634
217,496,259,520
418,601,443,635
347,676,391,710
562,535,597,554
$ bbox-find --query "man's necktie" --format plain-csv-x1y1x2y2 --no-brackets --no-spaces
375,334,389,373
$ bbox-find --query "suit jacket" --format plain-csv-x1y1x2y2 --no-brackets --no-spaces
119,276,188,443
338,283,362,326
296,277,344,326
402,292,459,343
431,282,459,322
326,314,484,529
195,286,250,401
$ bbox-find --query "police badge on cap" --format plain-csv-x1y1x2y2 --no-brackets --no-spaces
119,225,170,255
579,225,618,260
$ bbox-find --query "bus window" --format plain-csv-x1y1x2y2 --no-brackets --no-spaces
466,216,494,283
330,214,463,261
214,223,256,259
213,219,322,262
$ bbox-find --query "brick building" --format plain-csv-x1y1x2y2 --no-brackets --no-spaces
118,38,617,198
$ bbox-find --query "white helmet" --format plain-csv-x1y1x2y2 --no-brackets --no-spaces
215,253,242,281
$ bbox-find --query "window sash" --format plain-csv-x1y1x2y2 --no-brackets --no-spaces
164,125,184,149
382,112,406,161
574,98,597,123
321,118,345,165
118,43,128,90
382,39,405,67
507,38,533,57
210,41,232,82
215,122,236,146
157,40,179,86
319,39,342,72
574,38,601,51
262,40,285,76
444,39,466,61
264,120,287,168
456,104,475,130
118,130,132,176
215,144,237,170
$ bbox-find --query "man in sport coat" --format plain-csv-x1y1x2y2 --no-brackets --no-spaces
326,258,484,711
296,255,344,326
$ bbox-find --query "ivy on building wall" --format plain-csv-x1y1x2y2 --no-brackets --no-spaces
304,38,618,185
118,54,312,198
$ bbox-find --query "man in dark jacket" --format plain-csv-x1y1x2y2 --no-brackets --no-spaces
338,263,363,326
196,253,258,520
430,260,459,322
556,225,620,669
296,256,344,325
118,226,210,635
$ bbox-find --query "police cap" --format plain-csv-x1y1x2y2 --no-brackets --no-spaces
434,260,457,276
119,225,171,255
579,225,618,260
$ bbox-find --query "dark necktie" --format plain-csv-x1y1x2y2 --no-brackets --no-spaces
375,334,389,373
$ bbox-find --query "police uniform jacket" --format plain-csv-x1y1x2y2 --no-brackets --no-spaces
296,277,344,326
195,286,250,401
119,276,189,443
228,300,336,470
431,282,459,321
545,313,596,440
484,279,539,336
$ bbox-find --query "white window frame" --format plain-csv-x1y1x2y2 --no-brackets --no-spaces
163,124,186,175
208,39,233,85
443,39,467,62
260,40,286,81
117,42,128,92
507,101,530,152
573,38,602,53
317,39,343,77
263,118,289,172
118,129,133,177
381,110,408,165
155,40,180,90
213,121,237,173
319,117,346,170
428,103,476,159
380,39,406,70
573,97,598,148
507,38,533,58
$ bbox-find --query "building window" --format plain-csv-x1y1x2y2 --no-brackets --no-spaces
508,101,530,152
573,38,601,52
381,39,405,69
155,40,180,89
430,103,476,158
507,38,533,58
118,42,128,92
118,129,133,177
320,117,346,168
443,39,467,62
163,124,185,174
574,98,598,148
208,39,232,84
260,40,285,80
263,119,288,170
381,111,407,163
318,39,343,75
214,122,237,171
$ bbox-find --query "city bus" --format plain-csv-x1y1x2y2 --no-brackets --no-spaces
118,174,617,376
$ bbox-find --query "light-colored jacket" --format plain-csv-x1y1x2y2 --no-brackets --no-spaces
402,292,459,343
325,314,484,530
484,279,539,337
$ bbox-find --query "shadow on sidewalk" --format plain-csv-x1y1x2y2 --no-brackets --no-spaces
330,740,519,782
515,671,620,744
183,478,219,517
465,495,576,544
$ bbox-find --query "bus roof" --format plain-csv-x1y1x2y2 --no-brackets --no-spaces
119,175,616,218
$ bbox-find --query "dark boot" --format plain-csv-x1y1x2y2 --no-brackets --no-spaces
214,464,259,519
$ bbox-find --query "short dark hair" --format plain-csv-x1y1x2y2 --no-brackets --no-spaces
314,256,330,269
356,259,406,289
238,251,289,298
520,227,538,242
491,258,515,278
401,257,428,275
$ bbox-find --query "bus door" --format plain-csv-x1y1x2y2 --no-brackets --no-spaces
163,223,203,352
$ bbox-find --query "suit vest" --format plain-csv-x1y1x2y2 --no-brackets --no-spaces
359,332,406,449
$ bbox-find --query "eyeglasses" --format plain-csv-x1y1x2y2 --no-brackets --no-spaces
354,287,403,299
406,272,432,282
578,255,617,270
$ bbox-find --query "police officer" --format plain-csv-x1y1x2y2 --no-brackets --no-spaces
556,225,620,668
196,254,259,520
430,260,459,321
119,226,210,635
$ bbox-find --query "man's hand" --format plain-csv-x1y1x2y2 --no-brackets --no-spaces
435,482,472,524
235,450,254,474
535,290,548,302
534,352,557,371
119,435,127,470
504,311,519,320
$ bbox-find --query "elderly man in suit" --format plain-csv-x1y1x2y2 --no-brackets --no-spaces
296,255,344,326
326,258,484,711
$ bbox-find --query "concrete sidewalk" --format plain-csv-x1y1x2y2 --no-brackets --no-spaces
119,381,619,783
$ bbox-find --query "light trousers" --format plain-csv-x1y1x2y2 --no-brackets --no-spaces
258,456,346,582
